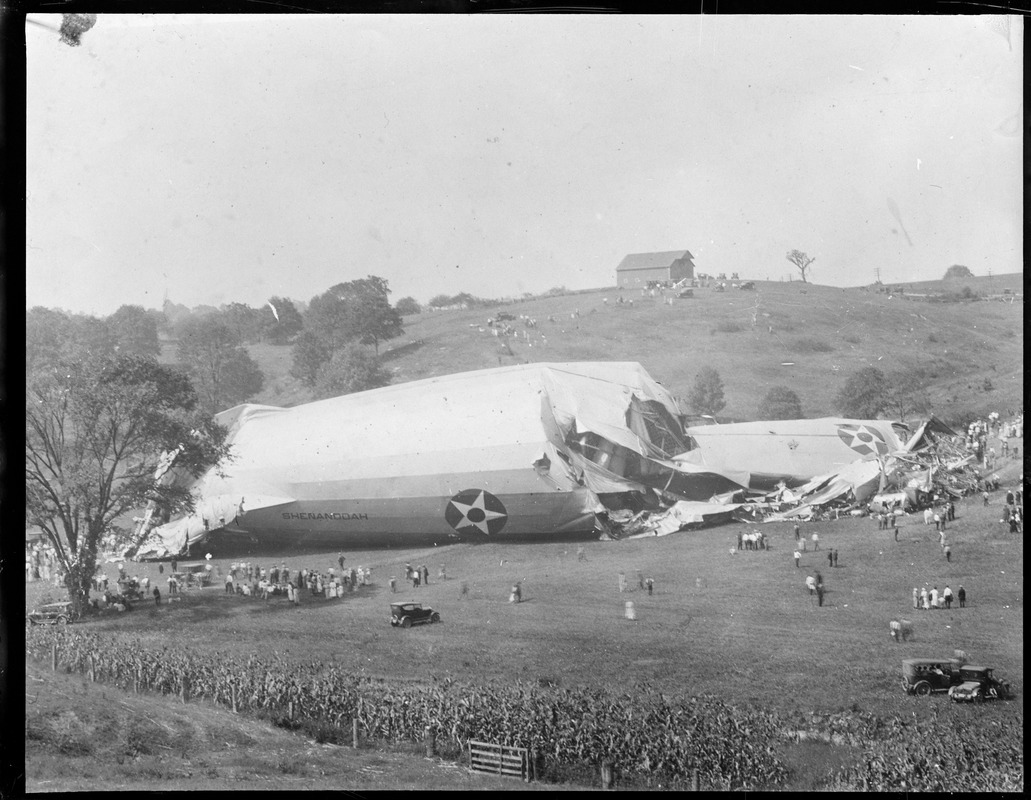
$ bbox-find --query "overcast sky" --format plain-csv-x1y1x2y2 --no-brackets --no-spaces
26,14,1022,315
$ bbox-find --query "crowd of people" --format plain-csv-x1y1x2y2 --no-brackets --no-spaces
25,541,60,584
220,558,374,603
912,583,964,611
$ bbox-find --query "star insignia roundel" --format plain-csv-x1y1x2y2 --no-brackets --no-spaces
837,423,889,456
445,489,508,536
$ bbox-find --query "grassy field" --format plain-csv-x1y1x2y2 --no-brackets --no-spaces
224,277,1023,424
25,444,1023,790
34,275,1023,789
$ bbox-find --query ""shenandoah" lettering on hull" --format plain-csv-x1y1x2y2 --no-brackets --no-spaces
281,512,370,521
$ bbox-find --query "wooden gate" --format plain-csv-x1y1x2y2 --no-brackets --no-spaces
468,740,534,781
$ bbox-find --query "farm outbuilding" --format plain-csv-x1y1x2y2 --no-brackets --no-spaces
616,250,696,289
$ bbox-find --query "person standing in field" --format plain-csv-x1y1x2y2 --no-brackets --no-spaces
958,585,966,607
811,532,819,551
912,587,919,609
943,585,953,609
646,577,654,596
794,523,800,542
833,549,838,567
827,551,834,568
794,549,801,568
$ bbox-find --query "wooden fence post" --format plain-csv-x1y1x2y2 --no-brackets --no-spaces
289,701,294,721
89,654,96,683
352,718,359,749
231,683,238,713
692,767,699,791
424,726,435,757
51,643,58,672
601,761,613,790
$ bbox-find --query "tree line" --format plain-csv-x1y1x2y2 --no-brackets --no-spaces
685,365,931,423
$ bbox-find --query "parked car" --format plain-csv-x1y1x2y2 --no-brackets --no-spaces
495,312,516,321
738,281,755,290
676,288,694,298
27,600,76,626
901,657,964,695
948,665,1010,702
176,563,213,587
390,601,440,628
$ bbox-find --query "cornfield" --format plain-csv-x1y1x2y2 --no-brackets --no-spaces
27,627,1021,791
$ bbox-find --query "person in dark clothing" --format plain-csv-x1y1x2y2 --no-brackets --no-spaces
828,551,834,567
158,563,164,575
793,523,800,542
833,549,838,567
646,577,654,596
171,558,178,573
958,585,966,608
153,587,161,606
338,553,346,571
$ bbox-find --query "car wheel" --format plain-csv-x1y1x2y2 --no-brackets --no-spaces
914,681,932,696
987,687,999,699
401,617,412,628
56,616,68,626
431,612,440,623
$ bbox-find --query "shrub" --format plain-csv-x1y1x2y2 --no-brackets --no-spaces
793,337,834,353
757,387,804,420
710,319,743,334
395,297,421,315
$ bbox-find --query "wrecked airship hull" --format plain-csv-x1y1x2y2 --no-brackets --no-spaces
135,362,744,555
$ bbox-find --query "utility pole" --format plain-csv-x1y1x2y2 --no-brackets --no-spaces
874,268,881,284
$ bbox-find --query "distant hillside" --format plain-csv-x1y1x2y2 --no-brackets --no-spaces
856,272,1023,297
238,279,1022,427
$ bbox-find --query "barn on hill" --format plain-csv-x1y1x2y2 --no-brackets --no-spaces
616,250,696,289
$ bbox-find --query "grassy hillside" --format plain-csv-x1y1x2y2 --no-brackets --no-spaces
236,278,1022,425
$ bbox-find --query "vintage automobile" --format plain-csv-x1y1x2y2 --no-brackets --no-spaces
901,657,964,696
27,600,76,626
738,281,756,290
948,666,1010,702
390,601,440,628
176,563,213,587
676,288,694,298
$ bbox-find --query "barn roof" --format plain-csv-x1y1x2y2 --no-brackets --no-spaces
616,250,694,272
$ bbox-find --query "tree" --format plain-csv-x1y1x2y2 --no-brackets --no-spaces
221,302,265,345
27,308,118,371
263,296,304,345
757,386,804,420
306,276,404,354
313,343,392,400
289,330,332,387
27,307,75,371
108,304,161,357
395,296,421,315
786,249,816,283
834,367,888,418
944,264,974,280
880,372,930,423
25,353,230,617
176,316,265,416
687,366,726,416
